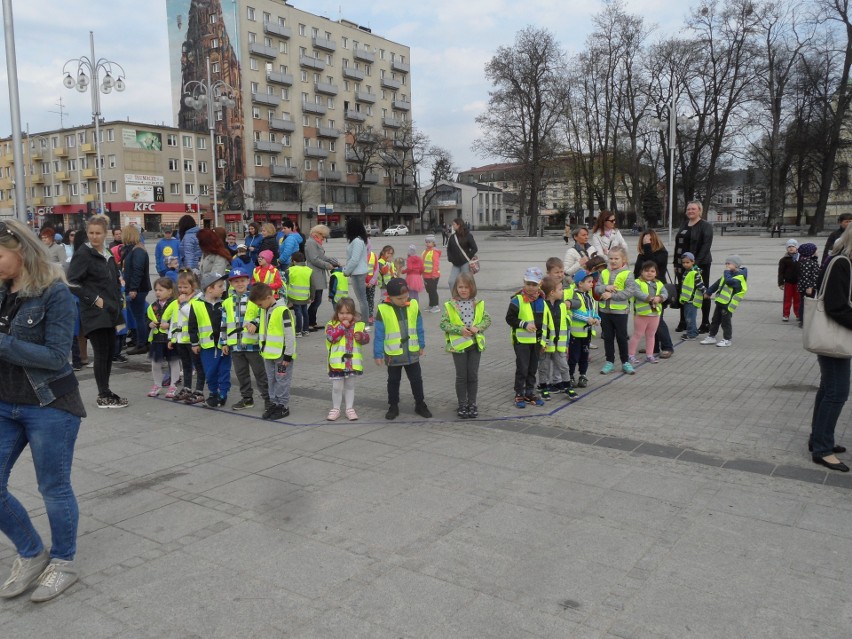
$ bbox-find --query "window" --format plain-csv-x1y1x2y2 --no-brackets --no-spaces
170,183,180,195
301,91,309,103
253,131,262,142
197,137,206,150
167,134,177,147
262,11,270,22
327,97,334,109
44,185,52,197
326,54,333,65
300,70,308,82
252,106,261,119
211,37,219,49
70,183,78,196
342,37,348,48
168,158,179,171
302,115,309,126
212,61,220,73
279,41,288,54
255,154,262,167
380,48,386,60
200,184,209,196
198,161,208,173
185,183,195,195
304,159,312,170
282,135,291,147
184,160,194,172
250,58,259,71
299,46,307,57
264,37,272,47
329,141,336,152
281,88,289,100
78,131,86,144
64,134,76,148
304,137,310,149
247,6,255,20
216,134,225,144
67,159,77,171
344,81,350,91
107,180,116,193
299,23,306,36
251,81,259,93
106,129,115,142
312,27,319,37
278,16,286,26
248,32,256,44
108,154,116,168
182,135,193,148
210,14,217,24
365,64,371,76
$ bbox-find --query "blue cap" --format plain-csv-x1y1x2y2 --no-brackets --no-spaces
523,267,543,283
54,233,63,242
573,269,593,284
228,268,249,280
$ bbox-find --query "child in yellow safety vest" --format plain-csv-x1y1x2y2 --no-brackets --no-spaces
567,269,601,389
188,272,232,408
538,275,578,401
376,245,396,318
365,246,379,323
146,277,181,398
422,235,442,312
373,278,432,420
439,272,491,419
505,267,547,409
325,297,370,421
628,261,668,365
170,270,207,404
288,251,313,337
701,255,749,348
594,246,640,375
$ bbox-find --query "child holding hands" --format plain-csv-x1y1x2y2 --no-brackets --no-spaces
325,297,370,421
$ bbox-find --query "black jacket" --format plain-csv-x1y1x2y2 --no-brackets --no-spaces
634,245,669,282
446,232,478,267
67,244,123,333
823,227,845,266
777,254,799,286
259,236,279,263
674,219,713,267
123,245,152,294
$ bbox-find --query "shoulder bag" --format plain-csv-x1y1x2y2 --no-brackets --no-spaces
803,255,852,358
454,234,479,274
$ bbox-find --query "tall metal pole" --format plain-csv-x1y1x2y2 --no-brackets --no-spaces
90,32,106,217
3,0,27,223
207,57,219,228
667,90,676,246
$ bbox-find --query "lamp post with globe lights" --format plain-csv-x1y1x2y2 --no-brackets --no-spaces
62,32,125,219
183,58,236,228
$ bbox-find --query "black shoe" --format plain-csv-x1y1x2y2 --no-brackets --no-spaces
126,345,149,355
577,375,588,388
414,403,432,418
813,457,850,472
808,443,847,453
72,363,82,371
205,395,221,408
698,323,710,334
261,405,275,419
112,354,128,363
385,404,399,420
232,398,254,411
457,404,469,419
467,404,478,418
540,386,551,401
265,405,289,420
674,322,686,332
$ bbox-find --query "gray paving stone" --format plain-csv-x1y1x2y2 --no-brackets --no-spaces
114,500,233,544
772,464,827,485
632,442,683,459
594,436,643,452
205,473,301,510
722,458,777,475
676,449,726,467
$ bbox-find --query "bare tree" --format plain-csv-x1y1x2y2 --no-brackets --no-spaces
384,122,429,225
343,125,385,217
417,146,456,228
473,26,570,235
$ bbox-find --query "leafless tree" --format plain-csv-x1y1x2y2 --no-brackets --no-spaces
416,146,456,228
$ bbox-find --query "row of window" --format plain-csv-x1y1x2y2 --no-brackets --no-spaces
167,159,209,173
12,131,208,154
27,181,212,198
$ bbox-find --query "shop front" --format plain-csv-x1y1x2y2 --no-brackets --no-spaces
110,202,201,233
35,204,111,234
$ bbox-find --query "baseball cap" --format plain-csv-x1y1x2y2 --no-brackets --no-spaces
523,267,543,284
228,268,250,280
386,277,408,297
200,272,226,290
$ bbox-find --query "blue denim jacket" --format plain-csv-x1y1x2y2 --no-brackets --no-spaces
0,281,77,406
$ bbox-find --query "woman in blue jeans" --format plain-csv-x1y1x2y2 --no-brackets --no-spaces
0,219,85,602
809,226,852,472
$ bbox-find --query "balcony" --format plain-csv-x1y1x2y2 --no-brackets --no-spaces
271,165,298,178
53,147,68,157
353,48,374,63
304,147,329,159
355,91,376,104
383,116,402,129
391,60,410,74
317,126,340,139
312,36,337,52
344,110,366,123
267,71,294,86
263,22,292,39
81,168,97,179
252,92,281,107
269,118,296,133
314,81,339,96
362,172,380,184
342,67,364,81
80,143,96,154
30,174,44,184
254,140,284,153
299,55,325,71
0,178,11,190
301,101,328,115
394,174,415,186
356,132,380,145
54,195,70,204
54,171,70,181
31,197,44,205
248,43,277,59
392,99,411,111
83,194,96,203
320,170,342,181
381,77,402,90
344,149,363,162
30,150,43,161
393,138,410,149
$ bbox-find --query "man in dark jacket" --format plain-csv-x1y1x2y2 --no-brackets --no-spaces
822,213,852,266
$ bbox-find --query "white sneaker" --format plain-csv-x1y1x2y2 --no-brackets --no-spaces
700,336,717,345
430,306,441,313
716,339,732,347
29,559,78,602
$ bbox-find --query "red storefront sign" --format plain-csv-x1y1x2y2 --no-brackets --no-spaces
223,214,242,222
36,205,99,215
110,202,199,213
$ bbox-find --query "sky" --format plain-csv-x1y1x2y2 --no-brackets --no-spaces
0,0,689,173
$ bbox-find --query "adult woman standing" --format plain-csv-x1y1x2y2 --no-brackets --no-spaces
343,218,370,319
563,226,594,278
589,211,628,260
446,218,478,292
0,219,86,602
39,227,67,269
673,201,714,333
122,225,152,355
197,228,232,279
177,214,201,271
305,224,335,331
809,226,852,472
258,223,279,267
67,215,128,408
633,229,673,358
244,221,263,265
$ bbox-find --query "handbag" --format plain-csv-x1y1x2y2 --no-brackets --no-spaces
454,234,480,274
803,255,852,358
664,266,680,309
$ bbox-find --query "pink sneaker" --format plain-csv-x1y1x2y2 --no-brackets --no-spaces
147,385,161,397
164,385,178,398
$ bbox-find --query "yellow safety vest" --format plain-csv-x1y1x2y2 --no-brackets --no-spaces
288,264,312,302
260,301,297,360
512,294,539,345
679,269,703,307
542,302,569,353
569,291,597,338
422,249,440,277
378,258,396,287
443,300,486,353
367,251,377,280
222,293,261,348
330,271,349,303
146,299,177,342
563,283,575,302
377,300,420,356
599,269,630,312
172,292,202,344
634,280,664,316
714,274,748,312
189,299,215,349
326,320,365,371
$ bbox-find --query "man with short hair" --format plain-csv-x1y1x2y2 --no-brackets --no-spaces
823,213,852,265
109,228,122,250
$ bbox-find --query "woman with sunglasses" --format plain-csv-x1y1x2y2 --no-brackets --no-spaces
0,219,85,601
589,211,628,260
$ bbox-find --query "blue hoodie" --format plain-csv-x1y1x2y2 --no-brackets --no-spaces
180,226,201,270
155,237,181,275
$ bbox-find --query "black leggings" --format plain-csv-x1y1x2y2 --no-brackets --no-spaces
87,327,116,397
600,313,629,364
177,344,205,391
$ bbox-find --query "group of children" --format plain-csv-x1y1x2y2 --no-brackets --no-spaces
777,238,820,327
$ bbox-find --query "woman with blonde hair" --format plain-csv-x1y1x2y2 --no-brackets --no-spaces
122,225,152,355
0,219,86,601
67,214,127,408
305,224,336,330
258,222,279,266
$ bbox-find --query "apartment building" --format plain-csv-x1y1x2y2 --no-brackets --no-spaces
166,0,415,230
0,121,213,232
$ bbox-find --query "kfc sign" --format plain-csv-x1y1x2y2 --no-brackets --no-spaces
112,201,200,213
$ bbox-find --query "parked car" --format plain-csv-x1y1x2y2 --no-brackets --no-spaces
383,224,409,236
365,224,381,236
329,225,346,238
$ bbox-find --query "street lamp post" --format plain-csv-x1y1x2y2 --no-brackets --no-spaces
63,31,126,219
3,0,27,223
652,91,690,246
183,57,236,228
